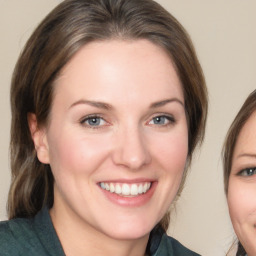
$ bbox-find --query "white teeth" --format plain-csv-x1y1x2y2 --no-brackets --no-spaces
105,183,110,191
143,183,148,193
138,184,143,194
110,183,115,193
131,184,138,196
122,184,130,195
115,184,122,194
100,182,151,196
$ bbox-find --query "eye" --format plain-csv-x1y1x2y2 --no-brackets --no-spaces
148,115,175,126
238,167,256,177
80,115,107,128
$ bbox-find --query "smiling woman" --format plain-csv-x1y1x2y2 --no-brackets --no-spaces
0,0,207,255
223,89,256,256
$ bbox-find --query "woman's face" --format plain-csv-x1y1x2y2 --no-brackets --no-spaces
228,111,256,256
36,39,188,240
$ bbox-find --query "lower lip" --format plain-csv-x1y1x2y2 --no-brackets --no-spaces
99,182,157,207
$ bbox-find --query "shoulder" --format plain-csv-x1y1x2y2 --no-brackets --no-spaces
0,217,34,255
162,234,200,256
0,208,65,256
148,225,200,256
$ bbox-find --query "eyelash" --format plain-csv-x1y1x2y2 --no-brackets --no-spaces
237,167,256,177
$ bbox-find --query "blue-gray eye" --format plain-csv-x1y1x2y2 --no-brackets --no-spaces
149,115,174,125
87,117,101,126
82,116,106,127
239,167,256,176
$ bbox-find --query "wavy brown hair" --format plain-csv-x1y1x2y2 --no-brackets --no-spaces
8,0,208,231
222,89,256,256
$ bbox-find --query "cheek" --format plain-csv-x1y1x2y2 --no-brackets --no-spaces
162,124,188,161
228,181,256,225
152,128,188,173
47,130,112,177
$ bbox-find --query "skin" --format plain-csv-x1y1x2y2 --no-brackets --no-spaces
29,39,188,256
228,111,256,256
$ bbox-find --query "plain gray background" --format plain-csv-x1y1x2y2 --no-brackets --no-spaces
1,1,255,255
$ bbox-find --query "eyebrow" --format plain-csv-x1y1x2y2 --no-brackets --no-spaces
69,100,112,110
150,98,184,108
69,97,184,110
237,153,256,159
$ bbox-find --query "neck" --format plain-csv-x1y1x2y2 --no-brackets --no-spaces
50,205,149,256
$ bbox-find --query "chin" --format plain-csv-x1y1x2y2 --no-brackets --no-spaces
102,220,154,240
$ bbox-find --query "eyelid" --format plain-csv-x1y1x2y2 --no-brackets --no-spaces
80,113,101,122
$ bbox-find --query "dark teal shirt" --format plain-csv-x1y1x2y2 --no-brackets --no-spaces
0,208,200,256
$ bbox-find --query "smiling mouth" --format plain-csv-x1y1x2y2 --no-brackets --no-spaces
99,182,152,197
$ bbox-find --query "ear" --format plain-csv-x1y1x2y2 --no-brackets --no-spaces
27,113,50,164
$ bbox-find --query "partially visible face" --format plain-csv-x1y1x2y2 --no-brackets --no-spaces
36,39,188,241
228,111,256,256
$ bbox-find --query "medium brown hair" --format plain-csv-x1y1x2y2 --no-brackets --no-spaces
222,89,256,256
8,0,208,230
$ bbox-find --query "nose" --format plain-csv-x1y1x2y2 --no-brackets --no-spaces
112,127,151,170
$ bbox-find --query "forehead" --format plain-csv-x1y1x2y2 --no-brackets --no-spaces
233,111,256,158
53,39,184,105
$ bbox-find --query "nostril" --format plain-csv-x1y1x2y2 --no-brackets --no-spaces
112,150,151,170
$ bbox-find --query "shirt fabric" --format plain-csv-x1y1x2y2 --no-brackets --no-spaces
0,208,200,256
